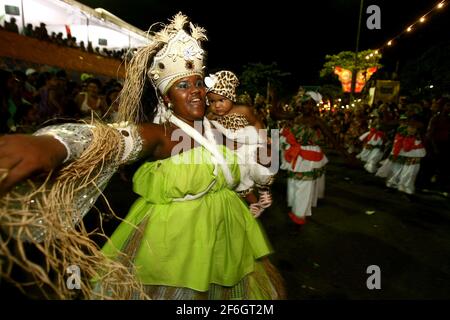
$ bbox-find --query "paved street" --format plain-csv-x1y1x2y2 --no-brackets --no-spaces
102,151,450,299
2,151,450,300
262,150,450,299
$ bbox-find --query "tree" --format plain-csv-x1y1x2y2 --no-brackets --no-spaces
319,84,343,99
400,41,450,97
239,62,291,101
320,49,382,95
320,49,382,78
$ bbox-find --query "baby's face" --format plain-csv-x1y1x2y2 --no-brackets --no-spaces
207,92,233,116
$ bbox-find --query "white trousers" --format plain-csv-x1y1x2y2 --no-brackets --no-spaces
287,175,325,218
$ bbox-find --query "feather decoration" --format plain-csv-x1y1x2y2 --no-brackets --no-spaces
170,12,188,31
190,22,207,41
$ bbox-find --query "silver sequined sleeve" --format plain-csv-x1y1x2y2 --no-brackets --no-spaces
33,122,143,165
11,123,144,242
34,123,95,163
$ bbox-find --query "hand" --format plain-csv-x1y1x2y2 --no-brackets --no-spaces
0,134,67,194
249,203,264,218
258,190,272,209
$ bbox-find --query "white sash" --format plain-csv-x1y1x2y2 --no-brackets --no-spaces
168,114,235,188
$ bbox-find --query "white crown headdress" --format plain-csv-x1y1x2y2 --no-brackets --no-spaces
117,13,207,124
148,24,206,95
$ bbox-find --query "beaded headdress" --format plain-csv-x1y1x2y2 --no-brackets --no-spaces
117,13,207,124
148,20,206,94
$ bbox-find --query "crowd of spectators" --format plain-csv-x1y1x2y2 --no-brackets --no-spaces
243,91,450,195
1,17,133,61
0,67,122,135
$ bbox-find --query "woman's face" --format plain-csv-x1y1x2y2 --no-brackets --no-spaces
166,75,206,123
207,92,234,116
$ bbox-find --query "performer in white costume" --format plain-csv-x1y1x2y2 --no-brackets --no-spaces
357,115,386,173
376,118,426,194
280,91,328,225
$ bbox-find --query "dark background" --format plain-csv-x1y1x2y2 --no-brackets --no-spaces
77,0,450,93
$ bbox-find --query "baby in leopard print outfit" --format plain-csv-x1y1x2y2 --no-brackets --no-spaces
205,70,274,217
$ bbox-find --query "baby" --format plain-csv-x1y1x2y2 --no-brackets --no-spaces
205,70,274,217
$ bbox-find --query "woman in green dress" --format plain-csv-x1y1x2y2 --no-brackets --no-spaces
0,13,284,300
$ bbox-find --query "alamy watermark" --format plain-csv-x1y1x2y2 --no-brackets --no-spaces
366,5,381,30
366,265,381,290
66,264,81,290
168,121,280,174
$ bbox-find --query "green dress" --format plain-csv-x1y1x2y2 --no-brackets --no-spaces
101,145,283,299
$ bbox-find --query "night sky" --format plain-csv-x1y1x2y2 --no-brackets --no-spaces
77,0,450,91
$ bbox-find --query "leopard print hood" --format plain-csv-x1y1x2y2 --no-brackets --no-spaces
205,70,240,102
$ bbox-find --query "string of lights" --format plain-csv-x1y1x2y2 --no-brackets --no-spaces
366,0,447,58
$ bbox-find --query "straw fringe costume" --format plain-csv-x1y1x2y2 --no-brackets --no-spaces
0,13,284,300
0,122,147,299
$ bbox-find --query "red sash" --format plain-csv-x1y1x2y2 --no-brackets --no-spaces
282,128,324,169
393,134,424,157
365,128,384,143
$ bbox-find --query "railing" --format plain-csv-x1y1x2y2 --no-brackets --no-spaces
0,29,125,79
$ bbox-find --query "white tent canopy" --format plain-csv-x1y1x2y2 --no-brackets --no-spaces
0,0,151,50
